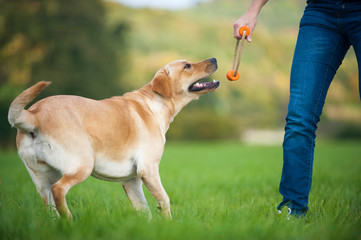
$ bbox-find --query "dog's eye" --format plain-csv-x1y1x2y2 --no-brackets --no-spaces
184,63,191,69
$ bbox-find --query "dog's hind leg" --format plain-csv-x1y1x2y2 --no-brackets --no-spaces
122,177,152,219
25,163,62,211
17,135,61,213
51,167,92,219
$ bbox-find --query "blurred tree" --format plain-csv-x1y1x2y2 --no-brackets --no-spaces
0,0,129,147
167,109,239,141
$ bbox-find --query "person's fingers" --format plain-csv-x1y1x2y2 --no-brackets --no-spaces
246,30,252,42
233,22,241,39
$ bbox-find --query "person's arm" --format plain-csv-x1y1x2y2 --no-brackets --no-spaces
233,0,268,42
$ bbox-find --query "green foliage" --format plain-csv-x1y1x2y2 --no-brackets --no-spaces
167,109,239,141
335,123,361,139
0,141,360,239
0,0,128,97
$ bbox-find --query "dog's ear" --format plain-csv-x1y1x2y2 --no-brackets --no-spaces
151,68,172,98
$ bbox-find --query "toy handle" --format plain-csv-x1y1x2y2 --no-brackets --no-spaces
226,26,250,81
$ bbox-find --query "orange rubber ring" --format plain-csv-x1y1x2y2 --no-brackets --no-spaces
239,26,250,37
226,70,240,81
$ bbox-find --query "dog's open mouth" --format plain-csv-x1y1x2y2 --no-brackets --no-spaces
188,79,220,92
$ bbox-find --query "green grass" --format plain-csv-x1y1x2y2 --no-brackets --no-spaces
0,141,360,240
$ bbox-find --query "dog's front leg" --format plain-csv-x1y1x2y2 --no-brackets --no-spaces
122,177,152,220
138,164,172,220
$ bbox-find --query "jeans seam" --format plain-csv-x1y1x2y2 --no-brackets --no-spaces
308,34,342,196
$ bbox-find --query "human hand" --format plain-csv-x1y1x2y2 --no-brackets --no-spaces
233,13,257,42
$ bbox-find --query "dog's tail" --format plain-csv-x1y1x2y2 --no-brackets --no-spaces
8,81,51,132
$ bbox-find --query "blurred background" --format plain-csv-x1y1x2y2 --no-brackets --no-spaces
1,0,360,147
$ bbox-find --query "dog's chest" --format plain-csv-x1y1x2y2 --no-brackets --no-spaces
91,156,137,182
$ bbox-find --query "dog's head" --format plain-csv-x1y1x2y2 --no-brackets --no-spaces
151,58,220,100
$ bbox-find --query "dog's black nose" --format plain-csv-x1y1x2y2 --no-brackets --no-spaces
209,58,217,64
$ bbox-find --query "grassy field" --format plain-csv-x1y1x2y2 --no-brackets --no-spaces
0,141,360,240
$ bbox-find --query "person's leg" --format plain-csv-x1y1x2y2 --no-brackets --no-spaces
278,1,351,214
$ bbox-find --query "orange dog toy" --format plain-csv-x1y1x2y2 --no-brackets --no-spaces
226,26,250,81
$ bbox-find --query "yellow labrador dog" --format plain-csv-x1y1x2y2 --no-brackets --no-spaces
8,58,219,219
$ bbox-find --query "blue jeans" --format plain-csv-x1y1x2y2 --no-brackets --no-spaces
278,0,361,211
